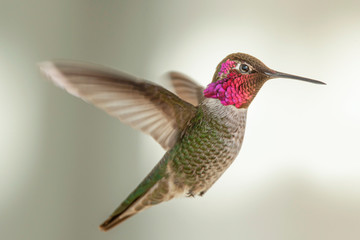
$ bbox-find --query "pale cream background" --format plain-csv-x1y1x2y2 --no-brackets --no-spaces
1,0,360,239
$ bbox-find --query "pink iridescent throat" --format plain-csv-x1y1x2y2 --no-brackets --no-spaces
204,59,255,108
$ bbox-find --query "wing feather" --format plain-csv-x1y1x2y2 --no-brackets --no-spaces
167,71,205,106
39,61,197,150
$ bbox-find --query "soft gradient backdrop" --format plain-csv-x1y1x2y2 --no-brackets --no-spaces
1,0,360,240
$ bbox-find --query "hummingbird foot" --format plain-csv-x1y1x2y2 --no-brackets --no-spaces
186,191,195,198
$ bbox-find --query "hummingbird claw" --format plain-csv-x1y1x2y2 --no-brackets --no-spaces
186,192,195,198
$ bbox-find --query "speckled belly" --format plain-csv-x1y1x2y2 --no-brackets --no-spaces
170,102,247,196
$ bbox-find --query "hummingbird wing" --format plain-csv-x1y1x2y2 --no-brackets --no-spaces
166,71,204,106
39,61,197,150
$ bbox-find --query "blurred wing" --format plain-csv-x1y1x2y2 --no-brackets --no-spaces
167,71,204,106
39,61,197,150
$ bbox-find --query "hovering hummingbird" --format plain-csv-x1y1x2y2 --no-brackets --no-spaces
39,53,325,231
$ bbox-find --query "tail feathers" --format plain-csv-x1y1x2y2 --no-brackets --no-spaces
99,157,169,231
99,212,135,231
99,195,144,232
99,185,153,231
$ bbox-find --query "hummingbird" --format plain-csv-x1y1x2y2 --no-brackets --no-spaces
39,52,325,231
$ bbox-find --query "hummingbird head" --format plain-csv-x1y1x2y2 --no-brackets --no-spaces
203,52,325,108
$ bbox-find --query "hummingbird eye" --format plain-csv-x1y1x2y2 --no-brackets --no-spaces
239,63,250,73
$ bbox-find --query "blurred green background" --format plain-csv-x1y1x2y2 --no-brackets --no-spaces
1,0,360,239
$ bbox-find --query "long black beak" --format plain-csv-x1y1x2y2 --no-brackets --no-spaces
265,71,326,85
